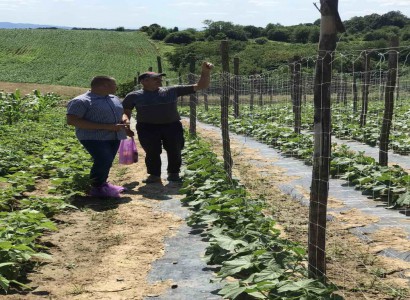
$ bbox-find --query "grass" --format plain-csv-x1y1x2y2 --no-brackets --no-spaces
0,29,176,87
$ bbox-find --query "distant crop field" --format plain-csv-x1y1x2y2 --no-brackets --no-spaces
0,29,172,87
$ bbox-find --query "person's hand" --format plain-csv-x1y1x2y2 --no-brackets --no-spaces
110,123,128,132
125,127,135,137
122,118,130,125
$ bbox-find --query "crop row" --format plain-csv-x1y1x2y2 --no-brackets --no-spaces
193,100,410,153
0,91,91,293
181,136,339,299
181,106,410,209
0,29,163,87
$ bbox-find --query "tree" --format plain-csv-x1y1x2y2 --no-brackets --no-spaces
204,21,234,38
375,11,409,29
243,25,263,38
226,28,248,41
292,26,311,43
401,26,410,41
215,32,227,40
267,27,290,42
364,26,400,41
308,26,320,43
164,31,196,44
151,27,169,40
145,23,161,35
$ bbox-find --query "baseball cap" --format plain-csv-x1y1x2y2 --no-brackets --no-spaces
138,72,166,83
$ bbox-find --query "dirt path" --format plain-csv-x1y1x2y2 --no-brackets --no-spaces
0,82,87,98
5,148,183,300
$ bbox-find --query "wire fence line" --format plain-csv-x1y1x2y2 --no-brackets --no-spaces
133,44,410,298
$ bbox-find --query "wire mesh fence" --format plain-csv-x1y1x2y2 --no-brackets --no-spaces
146,45,410,298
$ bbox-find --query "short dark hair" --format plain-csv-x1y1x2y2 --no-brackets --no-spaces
91,76,115,88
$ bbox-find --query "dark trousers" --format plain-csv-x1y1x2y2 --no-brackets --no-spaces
80,140,121,187
137,121,184,177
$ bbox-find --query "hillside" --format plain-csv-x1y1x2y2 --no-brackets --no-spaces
0,22,71,29
0,29,174,87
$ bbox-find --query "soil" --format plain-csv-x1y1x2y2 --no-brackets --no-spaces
0,82,87,99
4,147,183,300
3,123,410,300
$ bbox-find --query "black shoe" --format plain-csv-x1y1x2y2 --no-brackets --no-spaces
142,175,162,183
167,173,182,182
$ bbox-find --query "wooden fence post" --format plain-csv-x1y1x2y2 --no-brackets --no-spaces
290,56,302,134
233,57,240,118
220,40,233,180
250,76,254,110
189,57,197,136
179,71,183,107
353,74,358,113
379,36,399,167
342,75,348,105
204,92,209,111
157,56,163,73
360,52,371,127
136,72,140,88
309,0,345,281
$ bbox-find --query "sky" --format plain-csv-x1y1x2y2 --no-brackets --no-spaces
0,0,409,29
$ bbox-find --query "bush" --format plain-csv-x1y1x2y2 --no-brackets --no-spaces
117,81,135,97
267,28,290,42
150,28,169,40
215,32,227,40
255,37,268,45
164,31,196,44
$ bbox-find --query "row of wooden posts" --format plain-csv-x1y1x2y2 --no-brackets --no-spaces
135,0,400,284
140,53,402,137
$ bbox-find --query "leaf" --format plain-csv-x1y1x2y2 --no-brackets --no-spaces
0,262,15,269
218,282,247,299
396,192,410,206
0,275,10,292
213,235,249,252
219,256,254,277
40,221,57,231
199,214,220,224
0,242,13,250
277,279,327,294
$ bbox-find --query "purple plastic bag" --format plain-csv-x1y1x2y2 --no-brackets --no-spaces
118,138,138,165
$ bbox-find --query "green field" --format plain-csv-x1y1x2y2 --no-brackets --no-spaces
0,29,174,87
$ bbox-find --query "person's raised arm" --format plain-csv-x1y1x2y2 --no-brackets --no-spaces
193,61,213,91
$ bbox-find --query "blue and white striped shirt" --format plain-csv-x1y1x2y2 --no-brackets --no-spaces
67,91,127,141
